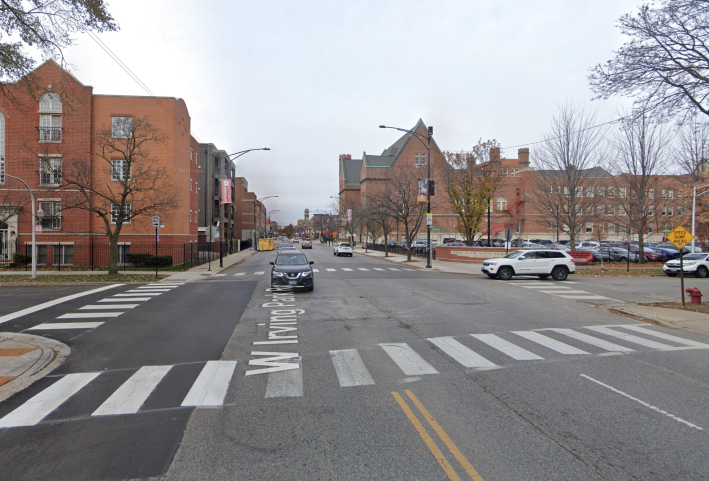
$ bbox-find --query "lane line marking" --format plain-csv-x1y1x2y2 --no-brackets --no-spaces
427,337,496,368
512,331,589,355
79,304,138,310
380,343,439,376
392,392,461,481
26,322,104,330
585,326,676,349
93,365,172,416
580,374,703,431
0,373,100,427
406,390,485,480
0,284,123,325
182,361,238,406
545,328,634,352
470,334,544,361
330,349,375,387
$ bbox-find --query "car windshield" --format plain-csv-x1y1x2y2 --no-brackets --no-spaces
339,243,351,247
276,254,309,266
504,250,525,259
682,254,706,261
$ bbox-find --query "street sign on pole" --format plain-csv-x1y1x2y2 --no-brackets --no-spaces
667,226,693,307
152,216,161,228
426,213,433,226
347,209,352,221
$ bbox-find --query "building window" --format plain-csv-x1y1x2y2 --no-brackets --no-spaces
190,148,193,161
547,222,553,230
597,205,604,216
564,187,570,197
39,201,61,230
190,179,193,192
0,112,5,184
619,187,627,198
647,189,654,199
669,189,674,199
111,159,131,181
607,204,614,216
608,187,615,198
53,245,74,265
618,204,626,216
597,186,605,198
196,182,199,192
496,197,507,211
586,222,593,233
111,203,131,224
111,117,132,138
415,153,427,167
39,113,62,142
575,186,583,197
667,205,673,216
648,223,654,234
661,206,667,216
190,210,192,222
609,223,616,233
39,157,62,185
661,189,667,199
648,206,655,216
586,186,594,197
548,186,554,194
39,92,62,111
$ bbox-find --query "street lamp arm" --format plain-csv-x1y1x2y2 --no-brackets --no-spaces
4,173,38,279
379,125,429,149
227,148,271,161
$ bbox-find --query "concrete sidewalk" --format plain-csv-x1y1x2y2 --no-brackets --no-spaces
354,247,480,274
0,333,70,403
610,304,709,339
162,248,259,282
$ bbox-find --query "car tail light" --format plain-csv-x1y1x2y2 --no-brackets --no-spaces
571,258,576,262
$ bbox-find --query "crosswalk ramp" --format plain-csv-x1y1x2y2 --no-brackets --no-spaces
24,283,184,332
1,324,705,429
505,281,623,302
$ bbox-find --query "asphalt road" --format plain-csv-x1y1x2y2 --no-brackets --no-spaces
1,242,709,480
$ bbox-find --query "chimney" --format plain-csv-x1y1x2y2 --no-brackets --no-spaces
518,148,529,165
340,154,352,160
490,147,501,162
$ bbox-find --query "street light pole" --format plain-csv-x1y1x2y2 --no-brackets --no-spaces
379,124,434,268
691,184,709,253
254,195,278,251
5,174,40,279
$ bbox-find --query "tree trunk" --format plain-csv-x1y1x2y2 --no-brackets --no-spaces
383,232,389,257
569,231,577,252
108,232,120,275
404,225,412,262
638,232,645,264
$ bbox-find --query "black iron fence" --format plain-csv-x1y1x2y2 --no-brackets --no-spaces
363,242,430,259
0,241,239,271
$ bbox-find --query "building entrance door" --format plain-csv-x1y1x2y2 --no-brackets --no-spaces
0,223,8,260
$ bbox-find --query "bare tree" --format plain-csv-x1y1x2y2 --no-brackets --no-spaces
609,110,670,263
60,116,179,274
443,139,503,245
589,0,709,120
361,200,393,255
675,115,709,179
527,103,609,251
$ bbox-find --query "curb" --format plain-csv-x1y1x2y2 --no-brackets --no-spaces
0,333,70,403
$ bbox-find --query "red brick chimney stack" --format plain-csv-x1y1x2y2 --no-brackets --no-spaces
518,148,530,165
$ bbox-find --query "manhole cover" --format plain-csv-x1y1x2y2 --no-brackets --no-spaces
310,302,333,307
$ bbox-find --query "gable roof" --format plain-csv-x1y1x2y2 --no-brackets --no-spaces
537,166,613,178
364,119,442,169
341,157,363,185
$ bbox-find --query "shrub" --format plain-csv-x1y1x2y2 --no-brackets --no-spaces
13,252,31,266
125,253,173,267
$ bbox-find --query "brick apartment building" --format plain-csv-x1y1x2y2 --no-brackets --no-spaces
339,120,691,244
0,60,199,266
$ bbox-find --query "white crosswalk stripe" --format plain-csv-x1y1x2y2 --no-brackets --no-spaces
93,366,172,416
312,269,319,273
585,326,676,349
233,273,246,277
26,322,104,330
387,268,401,271
470,334,544,360
137,285,178,289
0,373,100,427
379,343,439,375
428,337,496,368
265,357,303,398
342,268,353,272
512,331,589,355
113,293,162,297
254,271,265,276
56,312,123,319
539,290,589,295
617,325,709,348
79,304,139,310
125,289,170,293
373,268,385,271
358,268,370,271
330,349,375,387
326,268,336,272
182,361,238,406
98,298,150,302
402,268,416,272
545,328,635,352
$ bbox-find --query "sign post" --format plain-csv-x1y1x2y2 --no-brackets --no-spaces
505,229,513,254
152,216,161,278
667,226,694,307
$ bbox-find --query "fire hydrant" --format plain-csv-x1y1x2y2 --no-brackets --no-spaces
685,287,703,305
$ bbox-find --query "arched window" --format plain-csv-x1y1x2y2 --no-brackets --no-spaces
39,92,62,111
496,197,507,211
0,111,4,184
39,93,62,142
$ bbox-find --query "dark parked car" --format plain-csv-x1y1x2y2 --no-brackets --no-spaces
302,240,312,249
270,252,315,291
609,247,640,263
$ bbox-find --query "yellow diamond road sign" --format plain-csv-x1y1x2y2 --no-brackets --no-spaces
667,226,693,250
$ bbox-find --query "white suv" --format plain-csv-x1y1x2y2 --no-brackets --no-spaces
481,249,576,281
334,242,353,257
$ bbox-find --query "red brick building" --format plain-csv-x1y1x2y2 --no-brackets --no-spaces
0,60,198,267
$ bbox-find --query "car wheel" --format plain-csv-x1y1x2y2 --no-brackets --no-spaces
349,254,353,257
697,266,709,278
496,267,514,280
551,266,569,281
666,273,677,277
619,257,627,263
538,275,550,279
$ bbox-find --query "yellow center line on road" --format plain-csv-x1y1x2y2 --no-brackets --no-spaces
392,391,461,481
406,390,485,481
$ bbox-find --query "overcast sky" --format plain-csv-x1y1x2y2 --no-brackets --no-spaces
61,0,639,226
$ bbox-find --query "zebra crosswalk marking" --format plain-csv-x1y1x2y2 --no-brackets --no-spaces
342,268,353,272
380,343,439,376
113,293,161,297
80,304,139,310
93,366,172,416
520,285,570,290
254,271,265,276
428,337,496,368
585,326,676,349
137,286,177,289
470,334,544,361
56,312,123,319
545,328,634,353
512,331,589,355
26,322,104,330
539,290,589,295
182,361,238,406
233,273,246,277
326,268,336,272
373,268,385,271
617,325,709,348
0,373,100,428
126,289,170,293
558,295,613,300
265,357,303,398
98,298,150,303
330,349,375,387
312,269,319,273
358,268,370,271
387,268,401,271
